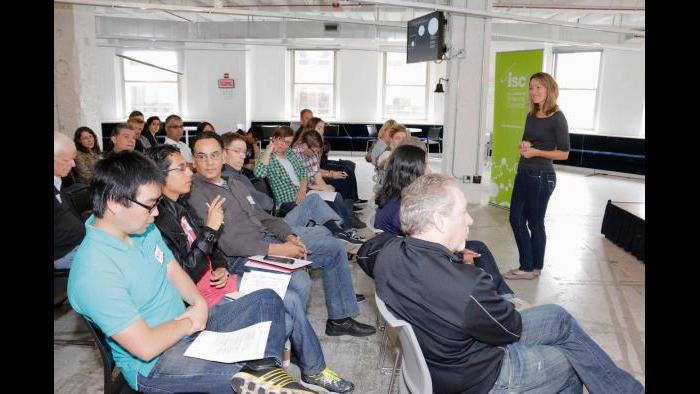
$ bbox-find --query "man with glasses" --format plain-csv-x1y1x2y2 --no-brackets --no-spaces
67,150,318,394
164,114,193,164
188,131,376,338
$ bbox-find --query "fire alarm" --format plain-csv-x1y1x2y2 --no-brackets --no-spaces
331,2,340,8
223,73,229,78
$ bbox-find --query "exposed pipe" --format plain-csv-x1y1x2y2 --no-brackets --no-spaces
54,0,405,28
358,0,644,36
492,3,644,14
115,53,183,75
222,3,370,7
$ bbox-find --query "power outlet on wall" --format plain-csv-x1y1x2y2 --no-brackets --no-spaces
473,176,482,184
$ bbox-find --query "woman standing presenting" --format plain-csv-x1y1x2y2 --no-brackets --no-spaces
503,72,570,280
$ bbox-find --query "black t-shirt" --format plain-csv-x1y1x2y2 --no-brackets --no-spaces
518,111,570,171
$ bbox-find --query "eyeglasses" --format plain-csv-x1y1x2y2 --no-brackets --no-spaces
128,196,162,213
168,124,183,129
276,139,293,146
194,151,222,162
166,164,188,173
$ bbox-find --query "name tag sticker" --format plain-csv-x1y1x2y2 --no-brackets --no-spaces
246,196,256,205
154,245,164,264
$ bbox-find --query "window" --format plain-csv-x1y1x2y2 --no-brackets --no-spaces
383,52,428,120
553,51,601,130
292,50,335,118
122,50,180,117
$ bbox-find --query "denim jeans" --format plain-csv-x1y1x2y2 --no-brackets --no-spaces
293,225,360,320
466,240,514,297
280,193,350,230
490,304,643,394
136,289,286,394
509,169,556,272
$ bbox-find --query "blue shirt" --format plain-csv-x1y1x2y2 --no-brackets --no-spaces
67,215,183,390
374,197,403,235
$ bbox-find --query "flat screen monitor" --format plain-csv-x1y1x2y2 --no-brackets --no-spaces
407,11,446,64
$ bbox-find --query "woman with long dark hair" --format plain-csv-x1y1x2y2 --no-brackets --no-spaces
503,72,570,280
142,116,161,147
72,126,102,184
374,145,523,304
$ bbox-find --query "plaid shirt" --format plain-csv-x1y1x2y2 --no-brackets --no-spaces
254,149,307,204
292,145,321,185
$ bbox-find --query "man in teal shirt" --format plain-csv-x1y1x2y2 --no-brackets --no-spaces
67,151,315,394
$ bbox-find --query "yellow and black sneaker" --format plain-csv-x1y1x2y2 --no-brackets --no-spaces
301,367,355,394
231,365,318,394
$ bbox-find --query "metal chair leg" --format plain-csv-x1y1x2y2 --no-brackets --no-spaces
386,349,402,394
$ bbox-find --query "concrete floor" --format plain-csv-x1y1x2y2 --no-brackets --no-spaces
54,153,645,393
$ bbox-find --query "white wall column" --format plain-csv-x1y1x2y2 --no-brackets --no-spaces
54,4,101,143
441,0,491,203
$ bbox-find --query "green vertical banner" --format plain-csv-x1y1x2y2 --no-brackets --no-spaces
490,50,544,208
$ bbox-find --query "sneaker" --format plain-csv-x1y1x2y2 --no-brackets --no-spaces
325,317,376,337
301,367,355,394
354,198,368,205
350,215,367,229
231,365,318,394
355,293,366,303
502,269,537,280
333,230,364,245
352,205,364,212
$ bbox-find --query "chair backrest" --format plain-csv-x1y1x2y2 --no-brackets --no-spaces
366,124,378,138
398,323,433,394
62,183,92,219
427,127,442,139
79,314,136,393
375,293,407,329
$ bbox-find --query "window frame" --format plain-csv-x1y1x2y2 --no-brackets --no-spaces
552,49,603,132
382,51,429,121
290,49,338,119
120,49,181,119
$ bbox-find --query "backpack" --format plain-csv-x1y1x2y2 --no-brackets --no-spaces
356,231,399,279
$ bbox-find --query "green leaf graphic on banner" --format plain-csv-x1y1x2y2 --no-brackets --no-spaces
490,50,543,208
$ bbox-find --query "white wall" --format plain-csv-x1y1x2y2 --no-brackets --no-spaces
183,48,247,132
597,49,645,137
337,50,380,122
248,45,288,121
95,46,119,123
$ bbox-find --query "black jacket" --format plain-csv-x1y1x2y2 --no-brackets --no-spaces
374,237,522,394
154,196,227,283
54,186,85,260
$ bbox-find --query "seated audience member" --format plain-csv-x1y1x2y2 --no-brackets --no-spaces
304,116,366,206
127,110,146,152
197,121,215,134
370,119,397,167
187,131,375,337
147,145,355,393
374,124,408,189
254,126,363,230
374,145,521,304
143,116,162,148
221,132,362,245
66,151,315,393
293,108,314,136
237,128,260,174
108,123,137,155
163,114,193,164
374,174,644,394
54,132,85,269
73,126,102,185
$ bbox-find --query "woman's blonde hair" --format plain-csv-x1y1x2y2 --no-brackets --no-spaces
378,119,398,140
528,72,560,116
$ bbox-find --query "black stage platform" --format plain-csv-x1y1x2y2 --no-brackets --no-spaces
601,200,645,262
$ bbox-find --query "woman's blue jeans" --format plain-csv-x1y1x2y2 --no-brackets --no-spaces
509,169,556,272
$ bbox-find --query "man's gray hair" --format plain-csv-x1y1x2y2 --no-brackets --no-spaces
400,174,458,235
54,131,74,156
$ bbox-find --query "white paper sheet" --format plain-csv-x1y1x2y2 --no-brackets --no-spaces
183,321,271,363
238,270,292,299
307,190,338,202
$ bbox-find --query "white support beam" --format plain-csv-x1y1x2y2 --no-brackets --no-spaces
358,0,644,36
54,0,406,27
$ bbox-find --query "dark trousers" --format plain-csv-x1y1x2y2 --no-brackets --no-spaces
466,240,514,296
509,169,556,272
323,161,358,200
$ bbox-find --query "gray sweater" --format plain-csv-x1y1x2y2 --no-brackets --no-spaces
518,111,570,171
187,173,294,258
222,164,274,212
